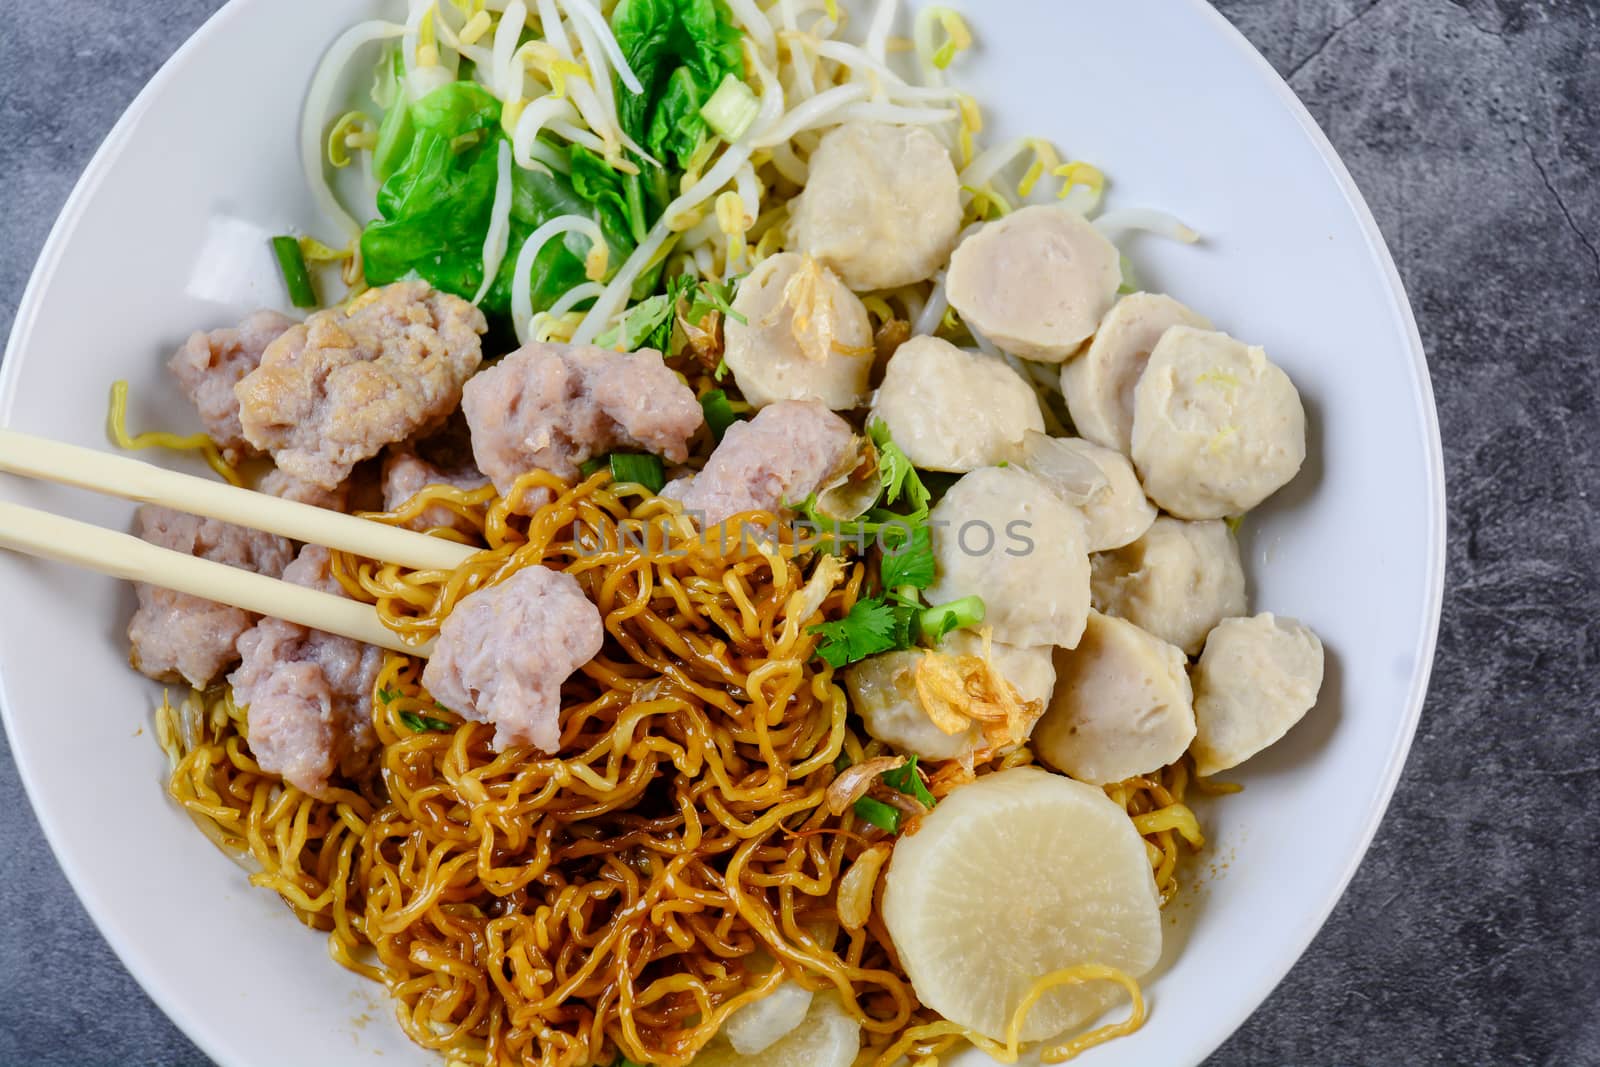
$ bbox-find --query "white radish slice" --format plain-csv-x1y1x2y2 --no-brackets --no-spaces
694,992,859,1067
1191,613,1324,776
721,979,814,1056
1032,611,1196,785
882,766,1161,1042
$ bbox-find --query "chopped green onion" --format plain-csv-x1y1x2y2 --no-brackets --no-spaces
700,390,740,441
271,235,318,309
609,453,666,493
852,796,902,834
399,710,454,733
579,457,609,478
377,688,397,704
699,74,761,143
917,595,986,643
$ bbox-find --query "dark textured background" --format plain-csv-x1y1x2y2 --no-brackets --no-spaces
2,1,1597,1064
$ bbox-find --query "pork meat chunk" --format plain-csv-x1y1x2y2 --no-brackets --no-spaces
422,567,604,753
168,310,296,462
127,506,295,688
229,546,384,797
382,447,490,533
462,341,702,497
259,468,351,512
235,280,486,489
669,400,855,526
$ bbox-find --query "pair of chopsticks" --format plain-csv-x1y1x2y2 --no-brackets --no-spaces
0,429,477,656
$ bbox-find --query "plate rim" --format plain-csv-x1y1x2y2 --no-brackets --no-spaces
0,1,1447,1064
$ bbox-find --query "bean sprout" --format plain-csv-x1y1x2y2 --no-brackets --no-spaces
472,140,516,305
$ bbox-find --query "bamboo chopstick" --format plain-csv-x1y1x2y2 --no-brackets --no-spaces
0,429,475,573
0,501,430,656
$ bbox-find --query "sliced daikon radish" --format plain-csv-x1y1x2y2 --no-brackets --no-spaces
882,766,1161,1042
694,992,859,1067
721,978,815,1055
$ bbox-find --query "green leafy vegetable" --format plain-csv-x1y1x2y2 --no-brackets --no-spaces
570,145,644,244
609,452,667,493
882,755,937,810
699,73,760,141
795,422,934,561
879,523,935,592
361,82,636,320
686,274,746,326
852,796,902,834
610,0,744,169
917,595,987,643
270,235,318,309
399,710,455,733
594,293,675,351
867,419,930,514
371,47,412,181
699,389,741,441
809,597,905,669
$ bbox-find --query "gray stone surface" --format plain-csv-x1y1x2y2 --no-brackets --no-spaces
1,0,1596,1064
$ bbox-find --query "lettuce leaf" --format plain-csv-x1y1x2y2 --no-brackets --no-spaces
611,0,743,169
360,83,637,320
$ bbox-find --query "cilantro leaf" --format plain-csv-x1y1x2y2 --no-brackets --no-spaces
594,293,675,351
399,710,455,733
809,597,902,668
868,418,930,514
882,754,937,809
687,275,746,325
880,523,935,591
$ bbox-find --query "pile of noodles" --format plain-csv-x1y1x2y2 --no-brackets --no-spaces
154,467,1226,1067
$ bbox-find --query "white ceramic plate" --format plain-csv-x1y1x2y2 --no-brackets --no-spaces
0,1,1444,1064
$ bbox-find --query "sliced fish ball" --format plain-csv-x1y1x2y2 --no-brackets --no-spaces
845,633,1056,761
693,992,859,1067
882,766,1162,1042
1091,516,1246,657
1032,612,1196,785
723,253,873,411
924,467,1091,648
721,979,814,1056
1191,613,1325,776
946,205,1122,362
869,336,1044,472
1131,326,1307,519
791,122,963,291
1019,431,1157,552
1060,293,1212,454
